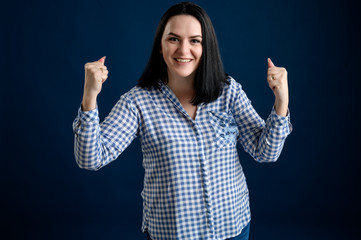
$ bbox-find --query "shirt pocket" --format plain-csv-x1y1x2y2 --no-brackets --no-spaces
208,111,239,148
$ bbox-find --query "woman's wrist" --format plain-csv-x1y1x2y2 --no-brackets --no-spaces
81,93,97,111
274,98,289,117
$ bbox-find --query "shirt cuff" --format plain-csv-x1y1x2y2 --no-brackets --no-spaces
78,104,99,123
270,106,290,126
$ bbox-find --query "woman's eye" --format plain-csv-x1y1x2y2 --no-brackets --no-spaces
191,39,201,44
169,37,179,42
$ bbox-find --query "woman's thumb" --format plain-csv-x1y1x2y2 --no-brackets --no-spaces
98,56,106,64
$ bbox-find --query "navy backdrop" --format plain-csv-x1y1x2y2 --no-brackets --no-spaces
2,0,360,239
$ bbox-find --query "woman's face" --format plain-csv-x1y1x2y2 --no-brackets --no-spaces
161,15,203,81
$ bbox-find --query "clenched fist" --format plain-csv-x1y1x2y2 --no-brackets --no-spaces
267,58,289,116
82,56,109,111
84,56,109,96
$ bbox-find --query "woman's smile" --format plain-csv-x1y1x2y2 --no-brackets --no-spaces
175,58,192,63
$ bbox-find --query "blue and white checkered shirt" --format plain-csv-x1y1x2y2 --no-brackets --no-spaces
73,76,292,240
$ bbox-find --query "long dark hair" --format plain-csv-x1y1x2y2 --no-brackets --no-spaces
138,2,228,105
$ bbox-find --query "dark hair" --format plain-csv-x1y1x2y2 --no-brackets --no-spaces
138,2,228,105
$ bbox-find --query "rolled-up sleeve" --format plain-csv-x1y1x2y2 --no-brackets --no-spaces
72,94,139,170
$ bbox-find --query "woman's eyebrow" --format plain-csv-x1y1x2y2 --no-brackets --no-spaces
168,32,202,38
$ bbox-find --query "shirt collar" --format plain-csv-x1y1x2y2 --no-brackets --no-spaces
157,79,205,108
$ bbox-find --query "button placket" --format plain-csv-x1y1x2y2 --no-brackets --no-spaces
193,119,215,238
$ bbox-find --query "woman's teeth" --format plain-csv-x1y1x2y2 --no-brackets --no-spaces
175,58,191,63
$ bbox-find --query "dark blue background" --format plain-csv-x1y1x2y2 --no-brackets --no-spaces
2,0,360,239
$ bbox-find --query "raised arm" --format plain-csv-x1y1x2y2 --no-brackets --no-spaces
232,59,292,162
72,57,139,170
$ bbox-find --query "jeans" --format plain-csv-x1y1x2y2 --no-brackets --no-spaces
145,222,250,240
226,222,250,240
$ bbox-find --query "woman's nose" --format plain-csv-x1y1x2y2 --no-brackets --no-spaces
177,41,190,55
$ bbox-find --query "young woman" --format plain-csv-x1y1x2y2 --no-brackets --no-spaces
73,2,292,240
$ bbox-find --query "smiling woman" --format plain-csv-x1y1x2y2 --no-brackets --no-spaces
138,2,228,106
73,2,292,240
160,15,203,81
159,15,203,119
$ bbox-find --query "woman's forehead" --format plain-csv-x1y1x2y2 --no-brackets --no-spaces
163,15,202,36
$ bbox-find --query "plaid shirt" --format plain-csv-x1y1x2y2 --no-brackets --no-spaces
73,76,292,240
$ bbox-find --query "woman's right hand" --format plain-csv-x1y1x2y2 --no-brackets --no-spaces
82,56,109,111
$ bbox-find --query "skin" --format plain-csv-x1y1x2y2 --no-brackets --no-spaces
82,56,108,111
267,58,289,117
81,17,289,118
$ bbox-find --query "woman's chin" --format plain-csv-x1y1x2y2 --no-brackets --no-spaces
171,70,196,80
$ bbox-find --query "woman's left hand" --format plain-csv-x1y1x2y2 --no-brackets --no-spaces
267,58,289,116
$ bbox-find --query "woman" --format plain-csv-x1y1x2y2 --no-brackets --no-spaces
73,2,292,240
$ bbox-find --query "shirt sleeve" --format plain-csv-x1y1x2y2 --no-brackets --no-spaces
231,79,292,162
72,93,139,170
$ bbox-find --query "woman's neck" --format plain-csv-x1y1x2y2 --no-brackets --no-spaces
166,74,195,103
